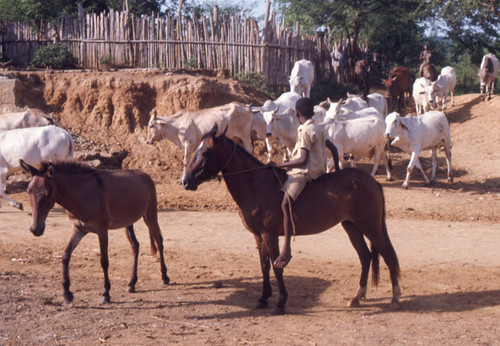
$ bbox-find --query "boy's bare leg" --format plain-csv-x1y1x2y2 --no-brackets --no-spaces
274,195,293,268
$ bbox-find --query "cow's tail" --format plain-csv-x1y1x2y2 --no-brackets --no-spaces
67,132,75,159
386,141,393,171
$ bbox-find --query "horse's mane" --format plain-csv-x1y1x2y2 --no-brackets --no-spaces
40,160,95,175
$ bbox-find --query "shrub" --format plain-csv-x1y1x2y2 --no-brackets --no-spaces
235,71,269,94
182,58,198,69
30,43,77,69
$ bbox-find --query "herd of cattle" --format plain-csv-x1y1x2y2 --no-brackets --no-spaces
0,52,498,210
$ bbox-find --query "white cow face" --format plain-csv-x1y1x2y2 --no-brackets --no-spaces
261,105,279,137
146,110,163,144
384,112,401,140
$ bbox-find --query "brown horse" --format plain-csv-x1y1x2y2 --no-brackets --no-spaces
183,126,401,314
420,61,438,81
20,160,170,304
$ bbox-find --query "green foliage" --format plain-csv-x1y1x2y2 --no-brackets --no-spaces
182,58,198,69
235,71,269,94
100,54,115,67
310,77,356,105
30,43,77,69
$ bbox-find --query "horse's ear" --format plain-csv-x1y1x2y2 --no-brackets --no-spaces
46,163,55,178
20,160,40,176
221,125,229,137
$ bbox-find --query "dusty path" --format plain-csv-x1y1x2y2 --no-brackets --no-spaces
1,209,499,345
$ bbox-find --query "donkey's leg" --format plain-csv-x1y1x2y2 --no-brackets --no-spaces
62,227,86,304
341,221,371,307
143,213,170,285
124,225,139,293
262,232,288,315
254,234,272,309
97,230,111,303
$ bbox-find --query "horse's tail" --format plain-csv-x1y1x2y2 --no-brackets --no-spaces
372,182,400,287
149,230,158,256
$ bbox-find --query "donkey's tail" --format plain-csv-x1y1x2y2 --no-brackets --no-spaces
372,182,400,286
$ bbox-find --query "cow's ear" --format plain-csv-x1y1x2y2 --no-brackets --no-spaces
20,160,40,176
210,123,219,137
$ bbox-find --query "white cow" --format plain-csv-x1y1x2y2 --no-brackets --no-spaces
251,91,302,161
426,66,456,110
0,125,74,210
384,111,453,189
478,53,499,100
322,115,392,180
326,104,383,122
347,92,388,117
146,102,253,182
412,77,432,115
0,110,55,130
289,59,314,97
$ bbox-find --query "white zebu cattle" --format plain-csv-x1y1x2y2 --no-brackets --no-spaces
426,66,456,110
289,59,314,97
478,53,499,100
0,125,74,210
251,91,302,161
322,115,392,180
146,102,253,182
412,77,432,115
347,92,388,117
0,110,55,130
325,103,384,122
384,111,453,189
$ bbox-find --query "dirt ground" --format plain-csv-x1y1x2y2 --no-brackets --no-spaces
0,70,499,344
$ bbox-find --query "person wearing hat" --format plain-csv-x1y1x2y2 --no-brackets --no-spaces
267,97,339,268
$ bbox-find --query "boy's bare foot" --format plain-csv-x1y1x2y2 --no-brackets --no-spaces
273,253,292,268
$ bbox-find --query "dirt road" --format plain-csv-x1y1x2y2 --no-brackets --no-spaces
1,209,499,345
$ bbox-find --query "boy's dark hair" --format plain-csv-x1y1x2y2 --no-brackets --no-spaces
295,97,315,118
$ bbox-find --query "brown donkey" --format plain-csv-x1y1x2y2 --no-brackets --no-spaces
21,160,170,304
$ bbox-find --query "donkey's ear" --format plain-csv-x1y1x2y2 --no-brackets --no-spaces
221,125,229,137
20,160,40,176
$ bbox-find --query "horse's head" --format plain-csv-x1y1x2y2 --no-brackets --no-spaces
20,160,57,237
183,124,229,191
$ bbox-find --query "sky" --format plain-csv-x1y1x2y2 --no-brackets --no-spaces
193,0,272,19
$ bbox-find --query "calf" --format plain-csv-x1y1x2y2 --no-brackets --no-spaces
0,125,74,210
384,111,453,189
478,53,499,100
426,66,456,110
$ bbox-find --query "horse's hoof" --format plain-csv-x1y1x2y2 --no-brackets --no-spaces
390,300,402,310
255,300,268,309
127,285,136,293
273,306,286,315
163,276,170,285
63,292,74,305
101,295,111,304
348,298,361,307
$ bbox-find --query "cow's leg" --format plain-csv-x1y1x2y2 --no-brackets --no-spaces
180,142,193,185
0,173,23,210
264,138,273,163
450,90,455,106
403,151,429,188
430,149,438,183
444,142,453,183
414,157,431,186
98,229,111,303
370,150,381,177
124,225,139,293
62,227,86,304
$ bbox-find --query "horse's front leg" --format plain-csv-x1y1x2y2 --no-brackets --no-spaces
98,230,111,303
62,227,86,304
124,225,139,293
262,233,288,315
254,235,272,309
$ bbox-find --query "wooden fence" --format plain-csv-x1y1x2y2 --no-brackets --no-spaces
0,10,337,93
